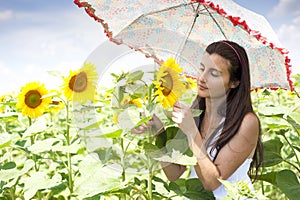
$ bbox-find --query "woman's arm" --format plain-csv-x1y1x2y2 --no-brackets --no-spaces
160,162,186,182
172,102,259,191
131,114,187,181
131,114,164,135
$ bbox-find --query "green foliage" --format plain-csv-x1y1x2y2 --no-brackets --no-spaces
250,74,300,199
0,72,299,199
219,179,267,199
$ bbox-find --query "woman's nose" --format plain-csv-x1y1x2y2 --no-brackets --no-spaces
197,72,207,83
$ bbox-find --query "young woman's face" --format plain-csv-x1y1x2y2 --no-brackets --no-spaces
197,53,235,99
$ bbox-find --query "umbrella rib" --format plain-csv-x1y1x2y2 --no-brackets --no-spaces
142,2,195,16
175,2,201,60
203,6,228,40
114,2,196,38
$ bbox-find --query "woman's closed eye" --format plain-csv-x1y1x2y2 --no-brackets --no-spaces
210,69,221,77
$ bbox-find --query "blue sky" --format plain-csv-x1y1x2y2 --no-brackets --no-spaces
0,0,299,95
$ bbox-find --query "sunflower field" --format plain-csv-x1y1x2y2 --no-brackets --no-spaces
0,58,299,200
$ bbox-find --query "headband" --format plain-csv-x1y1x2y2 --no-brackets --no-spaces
221,41,242,67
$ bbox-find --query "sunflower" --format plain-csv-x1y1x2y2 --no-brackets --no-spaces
62,62,98,103
47,100,64,115
153,58,185,108
16,82,51,118
0,94,6,113
112,111,119,125
129,98,143,108
185,76,197,90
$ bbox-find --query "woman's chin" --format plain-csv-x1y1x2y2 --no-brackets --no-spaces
198,90,209,98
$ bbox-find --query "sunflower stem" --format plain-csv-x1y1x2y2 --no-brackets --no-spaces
65,101,73,194
147,156,153,200
120,138,126,182
28,117,38,171
9,186,16,200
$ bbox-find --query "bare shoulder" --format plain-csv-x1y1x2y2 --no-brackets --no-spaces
242,112,259,127
239,112,259,140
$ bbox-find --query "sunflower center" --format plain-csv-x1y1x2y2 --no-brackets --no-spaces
161,73,173,96
69,72,88,92
25,90,42,108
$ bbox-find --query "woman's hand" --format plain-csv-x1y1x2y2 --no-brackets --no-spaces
131,114,164,135
171,101,198,139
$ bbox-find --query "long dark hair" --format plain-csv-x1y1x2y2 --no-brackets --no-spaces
192,40,263,179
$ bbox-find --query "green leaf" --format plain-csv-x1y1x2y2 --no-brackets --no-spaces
22,116,48,138
0,162,16,170
166,138,189,155
263,151,284,167
47,70,63,77
152,176,169,192
143,142,162,158
94,147,120,164
0,134,11,149
0,160,34,182
166,126,180,140
263,139,283,152
292,145,300,153
28,138,61,153
135,116,152,127
126,70,144,83
155,131,167,149
289,108,300,123
169,179,186,195
23,172,62,200
263,139,284,167
258,106,286,117
276,170,300,200
41,91,58,99
184,178,215,200
257,171,276,184
169,178,214,200
94,129,123,139
74,154,123,198
52,141,84,154
217,179,238,198
286,115,300,134
0,112,19,118
153,149,196,166
117,107,141,130
190,109,203,117
258,170,300,200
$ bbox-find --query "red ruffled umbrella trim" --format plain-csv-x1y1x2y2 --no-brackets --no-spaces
74,0,294,90
74,0,163,65
193,0,293,91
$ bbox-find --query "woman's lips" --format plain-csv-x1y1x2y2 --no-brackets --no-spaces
198,84,208,90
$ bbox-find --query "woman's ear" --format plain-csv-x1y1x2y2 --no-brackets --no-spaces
230,81,240,88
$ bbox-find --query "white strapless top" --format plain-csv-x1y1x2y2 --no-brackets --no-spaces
190,118,254,199
190,158,253,199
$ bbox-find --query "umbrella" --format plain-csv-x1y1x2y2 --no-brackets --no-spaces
74,0,293,90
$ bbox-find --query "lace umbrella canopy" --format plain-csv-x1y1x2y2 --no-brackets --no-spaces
75,0,293,90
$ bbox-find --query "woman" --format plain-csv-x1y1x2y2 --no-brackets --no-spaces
133,40,264,199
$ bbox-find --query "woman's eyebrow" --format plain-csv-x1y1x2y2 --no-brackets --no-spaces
200,62,222,72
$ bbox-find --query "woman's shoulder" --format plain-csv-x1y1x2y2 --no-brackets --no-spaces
238,112,260,139
242,112,259,125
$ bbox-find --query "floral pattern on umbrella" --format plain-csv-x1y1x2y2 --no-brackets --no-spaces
74,0,293,90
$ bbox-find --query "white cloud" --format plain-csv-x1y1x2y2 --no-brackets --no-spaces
0,10,13,21
277,16,300,74
269,0,300,17
0,5,107,95
0,61,12,75
268,0,300,74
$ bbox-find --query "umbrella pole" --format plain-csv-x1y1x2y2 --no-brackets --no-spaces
176,3,228,61
175,3,201,61
203,6,228,40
